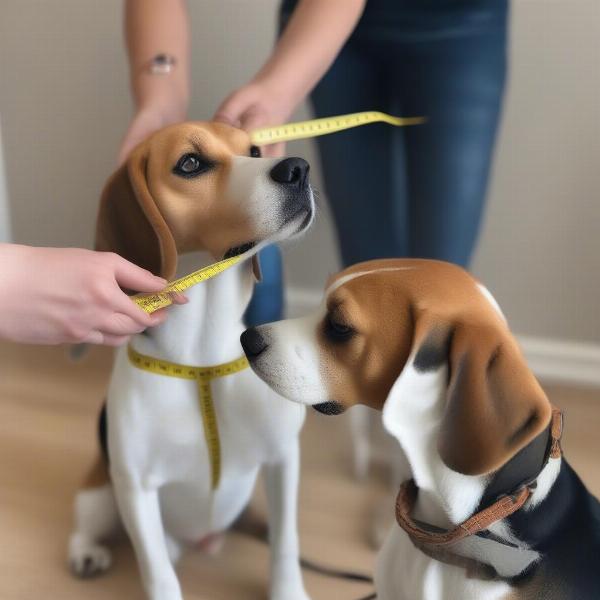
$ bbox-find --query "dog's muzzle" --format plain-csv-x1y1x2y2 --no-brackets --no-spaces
240,327,269,360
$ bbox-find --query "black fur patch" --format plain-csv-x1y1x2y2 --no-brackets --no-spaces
313,401,345,416
413,327,453,373
506,460,600,596
98,403,109,462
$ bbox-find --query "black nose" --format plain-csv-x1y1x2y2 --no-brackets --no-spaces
269,157,309,189
240,328,269,359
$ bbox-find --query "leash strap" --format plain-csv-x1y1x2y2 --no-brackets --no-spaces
127,345,249,490
395,407,563,548
250,111,425,145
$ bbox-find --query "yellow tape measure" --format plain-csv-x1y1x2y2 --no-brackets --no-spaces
250,111,426,145
132,254,243,314
127,345,249,490
130,111,425,314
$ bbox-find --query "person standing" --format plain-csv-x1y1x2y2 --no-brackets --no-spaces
217,0,508,271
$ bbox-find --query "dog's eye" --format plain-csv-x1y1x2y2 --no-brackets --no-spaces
249,145,261,158
324,314,355,343
173,153,214,178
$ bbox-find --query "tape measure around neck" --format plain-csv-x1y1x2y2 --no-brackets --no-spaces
250,111,426,145
132,254,243,314
127,345,249,490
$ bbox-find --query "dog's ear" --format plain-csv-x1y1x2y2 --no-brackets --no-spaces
383,315,552,476
95,149,177,279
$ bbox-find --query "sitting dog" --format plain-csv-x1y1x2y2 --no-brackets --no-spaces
241,258,600,600
68,122,315,600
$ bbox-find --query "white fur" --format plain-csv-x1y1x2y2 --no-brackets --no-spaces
249,310,327,404
326,266,417,295
69,157,314,600
226,156,315,246
526,456,561,509
477,283,506,321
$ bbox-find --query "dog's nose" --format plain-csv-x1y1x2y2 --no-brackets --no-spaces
269,157,309,189
240,328,269,358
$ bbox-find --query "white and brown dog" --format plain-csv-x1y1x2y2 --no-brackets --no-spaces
241,258,600,600
68,122,315,600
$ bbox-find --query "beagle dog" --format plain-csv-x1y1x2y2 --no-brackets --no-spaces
241,258,600,600
68,122,315,600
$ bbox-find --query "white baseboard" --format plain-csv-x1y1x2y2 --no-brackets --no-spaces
518,336,600,388
286,286,600,388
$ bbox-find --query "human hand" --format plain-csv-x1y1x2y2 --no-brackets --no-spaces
214,79,298,158
0,245,184,346
118,87,187,166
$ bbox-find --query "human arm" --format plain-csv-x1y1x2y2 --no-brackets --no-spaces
118,0,191,165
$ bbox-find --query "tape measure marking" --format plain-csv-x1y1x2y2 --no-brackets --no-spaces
132,254,243,314
250,111,426,146
127,345,249,490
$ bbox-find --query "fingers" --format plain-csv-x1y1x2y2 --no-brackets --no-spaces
83,308,168,347
101,310,168,337
213,87,259,128
82,331,130,347
168,292,189,305
238,107,268,132
113,256,167,292
112,291,156,327
213,93,247,127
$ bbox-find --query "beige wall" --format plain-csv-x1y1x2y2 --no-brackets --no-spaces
1,0,598,343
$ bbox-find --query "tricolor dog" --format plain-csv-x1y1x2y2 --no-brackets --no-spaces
68,122,315,600
241,258,600,600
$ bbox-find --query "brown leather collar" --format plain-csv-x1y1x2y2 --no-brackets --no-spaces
395,407,563,551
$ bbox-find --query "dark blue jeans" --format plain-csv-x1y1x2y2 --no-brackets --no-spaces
246,0,508,326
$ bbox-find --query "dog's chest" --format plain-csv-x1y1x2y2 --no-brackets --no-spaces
375,527,514,600
106,349,304,484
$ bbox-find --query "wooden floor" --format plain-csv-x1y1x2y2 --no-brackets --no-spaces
0,341,599,600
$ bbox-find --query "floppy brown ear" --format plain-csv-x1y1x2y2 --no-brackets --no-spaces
95,149,177,279
436,321,552,476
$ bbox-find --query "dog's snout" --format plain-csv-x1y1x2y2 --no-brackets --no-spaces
241,328,269,359
269,157,309,189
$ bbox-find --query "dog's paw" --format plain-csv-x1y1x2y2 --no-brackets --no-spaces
68,536,112,578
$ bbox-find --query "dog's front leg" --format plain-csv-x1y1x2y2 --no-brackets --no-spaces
264,440,311,600
112,480,182,600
